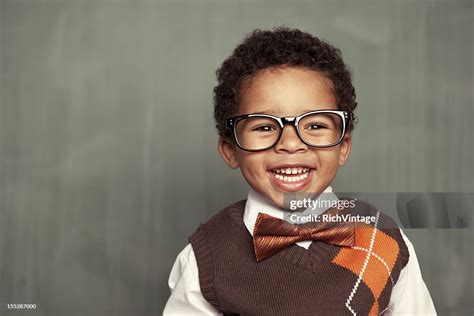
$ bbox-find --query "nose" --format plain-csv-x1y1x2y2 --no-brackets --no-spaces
274,125,308,153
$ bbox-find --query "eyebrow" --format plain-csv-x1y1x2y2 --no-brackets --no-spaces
249,109,279,115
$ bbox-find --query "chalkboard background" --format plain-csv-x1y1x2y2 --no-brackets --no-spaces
0,0,472,315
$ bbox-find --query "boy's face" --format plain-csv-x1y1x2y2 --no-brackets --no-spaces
218,67,352,208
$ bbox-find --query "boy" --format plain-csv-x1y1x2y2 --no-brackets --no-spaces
164,27,436,315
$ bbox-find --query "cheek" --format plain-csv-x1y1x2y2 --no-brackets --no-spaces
235,153,267,177
318,149,343,173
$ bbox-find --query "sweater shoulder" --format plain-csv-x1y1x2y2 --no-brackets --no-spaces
193,199,246,230
188,199,247,244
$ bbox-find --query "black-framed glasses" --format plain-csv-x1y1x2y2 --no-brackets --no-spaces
226,110,353,152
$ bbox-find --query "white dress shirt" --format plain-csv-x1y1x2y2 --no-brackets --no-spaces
164,187,436,315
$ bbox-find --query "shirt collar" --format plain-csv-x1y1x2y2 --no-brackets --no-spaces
243,186,337,237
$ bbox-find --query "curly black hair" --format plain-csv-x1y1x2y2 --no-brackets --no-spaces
213,26,357,138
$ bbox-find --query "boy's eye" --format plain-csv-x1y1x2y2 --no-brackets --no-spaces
252,125,276,132
304,123,328,130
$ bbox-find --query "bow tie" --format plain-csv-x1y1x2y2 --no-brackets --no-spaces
252,208,355,262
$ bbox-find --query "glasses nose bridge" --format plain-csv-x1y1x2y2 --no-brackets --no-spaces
281,116,298,128
277,116,305,146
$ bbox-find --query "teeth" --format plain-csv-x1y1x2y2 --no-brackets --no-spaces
273,171,309,182
272,167,310,175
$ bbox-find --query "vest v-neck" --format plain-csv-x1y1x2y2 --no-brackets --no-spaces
275,240,340,272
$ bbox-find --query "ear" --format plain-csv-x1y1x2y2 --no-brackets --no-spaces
217,136,239,169
338,133,352,167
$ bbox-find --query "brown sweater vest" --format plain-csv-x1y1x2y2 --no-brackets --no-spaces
189,199,409,316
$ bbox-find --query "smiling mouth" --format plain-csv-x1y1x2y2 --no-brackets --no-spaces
268,166,315,192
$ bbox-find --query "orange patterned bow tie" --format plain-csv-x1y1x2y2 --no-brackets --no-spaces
252,208,356,262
